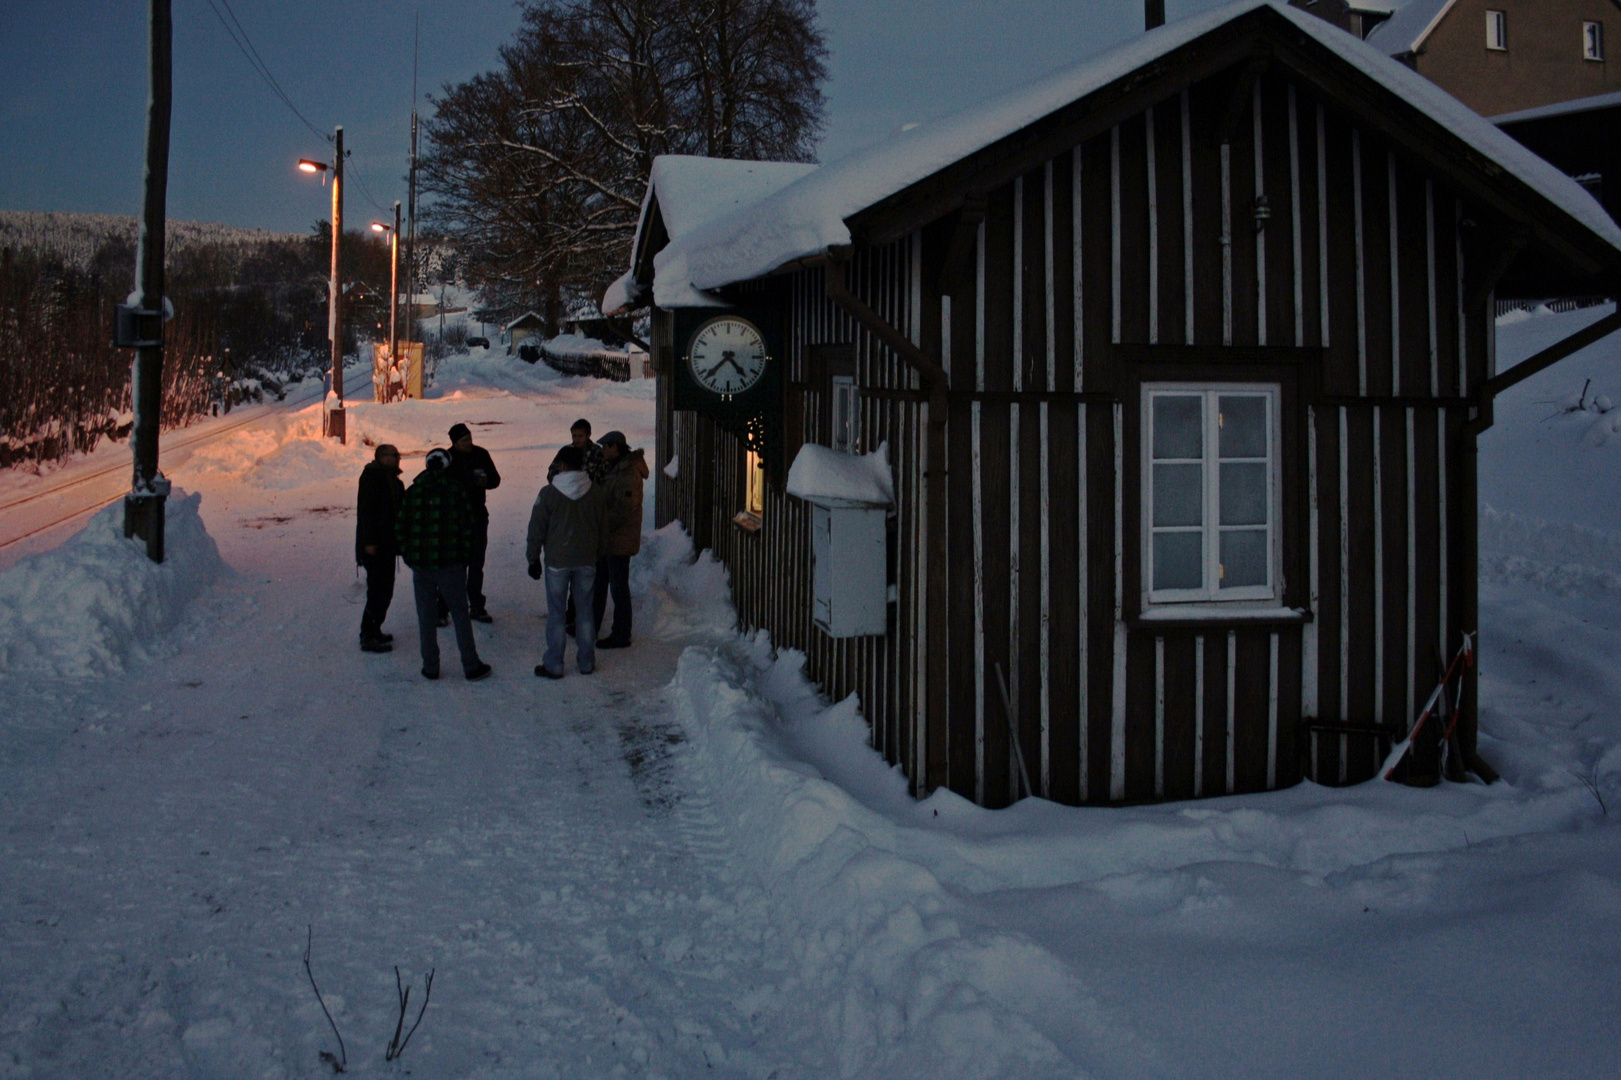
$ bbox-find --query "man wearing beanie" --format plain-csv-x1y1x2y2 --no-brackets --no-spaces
446,421,501,622
397,448,491,681
354,443,404,652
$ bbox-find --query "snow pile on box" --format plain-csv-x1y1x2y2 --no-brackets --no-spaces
670,639,1128,1080
786,442,894,506
0,490,225,678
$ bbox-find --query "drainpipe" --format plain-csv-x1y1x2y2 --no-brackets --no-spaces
825,258,951,794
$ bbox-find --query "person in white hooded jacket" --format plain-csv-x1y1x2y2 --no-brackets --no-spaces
526,444,608,677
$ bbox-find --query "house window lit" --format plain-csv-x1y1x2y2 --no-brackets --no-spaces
735,449,766,531
1144,385,1280,605
831,376,860,453
1486,10,1507,50
1585,21,1604,60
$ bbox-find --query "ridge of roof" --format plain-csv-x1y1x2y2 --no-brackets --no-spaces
634,0,1619,309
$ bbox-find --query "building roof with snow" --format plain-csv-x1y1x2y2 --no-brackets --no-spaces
613,0,1621,311
1361,0,1452,55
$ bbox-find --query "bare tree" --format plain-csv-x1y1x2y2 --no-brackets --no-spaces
419,0,826,327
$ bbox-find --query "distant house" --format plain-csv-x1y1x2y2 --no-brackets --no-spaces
1297,0,1621,222
609,1,1621,807
504,312,545,356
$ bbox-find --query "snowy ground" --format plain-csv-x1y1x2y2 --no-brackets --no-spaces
3,315,1621,1079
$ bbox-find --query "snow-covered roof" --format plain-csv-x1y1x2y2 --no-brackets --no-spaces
1362,0,1453,55
504,311,544,332
1493,89,1621,126
785,442,895,507
641,0,1619,306
617,157,818,310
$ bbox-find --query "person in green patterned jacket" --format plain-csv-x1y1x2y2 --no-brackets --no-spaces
397,448,491,681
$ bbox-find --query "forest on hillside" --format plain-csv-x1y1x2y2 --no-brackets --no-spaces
0,211,415,468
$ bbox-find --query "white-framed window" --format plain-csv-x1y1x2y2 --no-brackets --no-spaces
1486,9,1507,50
1143,384,1281,605
830,375,860,453
1585,20,1605,60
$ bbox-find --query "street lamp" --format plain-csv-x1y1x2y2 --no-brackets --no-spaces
371,202,401,397
298,126,344,442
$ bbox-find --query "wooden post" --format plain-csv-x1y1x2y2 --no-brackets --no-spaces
124,0,172,563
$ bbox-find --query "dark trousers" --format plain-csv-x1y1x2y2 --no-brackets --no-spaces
466,512,489,611
591,554,633,643
438,513,490,617
359,552,395,639
413,565,482,676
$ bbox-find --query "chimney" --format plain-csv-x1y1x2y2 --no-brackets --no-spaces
1146,0,1165,30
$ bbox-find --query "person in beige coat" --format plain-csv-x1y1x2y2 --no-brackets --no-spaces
591,431,648,648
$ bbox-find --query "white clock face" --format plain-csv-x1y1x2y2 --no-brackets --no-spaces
687,316,768,395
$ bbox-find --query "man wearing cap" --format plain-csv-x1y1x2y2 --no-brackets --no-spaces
447,422,501,623
354,443,404,653
592,431,647,649
397,448,492,682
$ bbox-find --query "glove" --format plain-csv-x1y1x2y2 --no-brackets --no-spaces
527,561,543,580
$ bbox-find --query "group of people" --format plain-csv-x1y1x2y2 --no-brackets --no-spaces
353,418,648,681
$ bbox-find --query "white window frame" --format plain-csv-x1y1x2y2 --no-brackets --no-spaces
1141,383,1282,608
830,375,860,453
1585,20,1605,61
1486,9,1508,50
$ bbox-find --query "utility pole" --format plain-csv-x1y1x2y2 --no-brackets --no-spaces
120,0,173,563
325,124,346,442
404,14,419,353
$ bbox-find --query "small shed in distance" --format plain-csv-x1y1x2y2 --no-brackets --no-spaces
504,312,545,357
612,1,1621,807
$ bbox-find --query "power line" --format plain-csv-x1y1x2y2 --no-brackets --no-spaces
201,0,330,144
345,157,395,218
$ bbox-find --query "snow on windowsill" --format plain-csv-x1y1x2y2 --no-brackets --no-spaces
1136,604,1310,623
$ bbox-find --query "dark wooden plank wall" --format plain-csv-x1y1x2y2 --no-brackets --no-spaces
655,66,1491,806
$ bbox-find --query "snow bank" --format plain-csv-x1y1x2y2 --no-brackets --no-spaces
0,491,224,678
629,522,738,640
785,442,895,506
669,641,1102,1079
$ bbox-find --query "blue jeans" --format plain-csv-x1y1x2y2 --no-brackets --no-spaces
413,565,482,676
544,564,597,674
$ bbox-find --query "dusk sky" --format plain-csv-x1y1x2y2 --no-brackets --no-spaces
1,0,1227,235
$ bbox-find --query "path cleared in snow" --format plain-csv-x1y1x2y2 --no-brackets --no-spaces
5,322,1621,1079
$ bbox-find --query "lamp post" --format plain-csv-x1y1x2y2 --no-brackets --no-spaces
298,124,345,441
370,203,400,370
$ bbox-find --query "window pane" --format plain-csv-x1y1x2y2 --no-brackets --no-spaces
1152,395,1203,459
1219,462,1268,526
1218,395,1267,458
1154,532,1203,591
1153,463,1203,527
1220,529,1268,589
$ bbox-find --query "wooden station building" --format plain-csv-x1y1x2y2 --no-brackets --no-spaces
605,0,1621,807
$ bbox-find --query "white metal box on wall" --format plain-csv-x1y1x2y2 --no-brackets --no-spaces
810,500,888,637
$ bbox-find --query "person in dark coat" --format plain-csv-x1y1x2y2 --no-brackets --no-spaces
592,431,647,649
526,444,608,678
547,418,606,483
397,448,492,681
355,444,404,653
446,422,501,622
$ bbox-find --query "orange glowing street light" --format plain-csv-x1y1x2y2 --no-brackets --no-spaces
299,130,345,441
371,205,401,377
